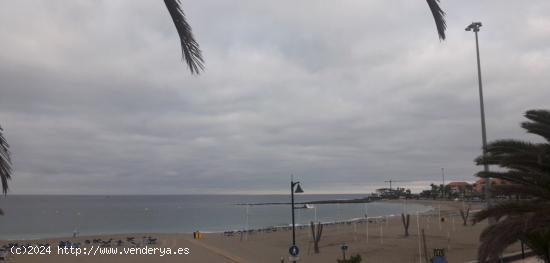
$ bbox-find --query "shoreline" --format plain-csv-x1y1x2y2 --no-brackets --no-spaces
1,199,440,241
0,199,472,242
1,200,513,263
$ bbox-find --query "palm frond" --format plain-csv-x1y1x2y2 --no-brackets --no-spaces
521,122,550,142
485,140,541,155
0,125,12,194
475,140,547,171
426,0,447,40
474,109,550,261
491,185,550,200
522,121,550,143
473,201,550,223
524,231,550,262
476,171,550,189
164,0,204,74
478,215,550,262
478,217,521,263
524,110,550,127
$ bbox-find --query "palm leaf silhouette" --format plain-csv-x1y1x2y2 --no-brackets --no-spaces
426,0,447,40
0,126,12,195
164,0,204,74
473,110,550,262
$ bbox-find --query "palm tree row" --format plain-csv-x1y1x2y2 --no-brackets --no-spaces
473,109,550,263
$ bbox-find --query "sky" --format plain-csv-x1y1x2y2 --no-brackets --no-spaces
0,0,549,194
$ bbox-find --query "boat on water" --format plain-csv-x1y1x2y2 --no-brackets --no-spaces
294,204,314,209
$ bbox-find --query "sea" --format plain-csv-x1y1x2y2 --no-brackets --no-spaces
0,195,432,240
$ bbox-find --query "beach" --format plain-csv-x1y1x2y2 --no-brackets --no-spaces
0,200,529,262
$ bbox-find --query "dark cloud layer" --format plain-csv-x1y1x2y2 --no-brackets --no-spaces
0,0,549,194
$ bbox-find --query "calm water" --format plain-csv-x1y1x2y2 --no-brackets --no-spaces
0,195,431,240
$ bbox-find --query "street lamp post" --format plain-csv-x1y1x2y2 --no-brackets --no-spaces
290,176,304,247
466,22,493,213
290,175,304,263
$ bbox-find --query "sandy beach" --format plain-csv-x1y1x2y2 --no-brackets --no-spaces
0,200,528,262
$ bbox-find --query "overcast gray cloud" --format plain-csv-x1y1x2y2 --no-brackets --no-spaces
0,0,549,194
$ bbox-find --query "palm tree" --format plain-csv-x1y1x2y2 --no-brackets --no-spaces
472,109,550,263
164,0,447,74
0,125,13,215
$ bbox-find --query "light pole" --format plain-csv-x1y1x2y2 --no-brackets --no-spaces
466,22,492,213
290,175,304,249
441,168,445,199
